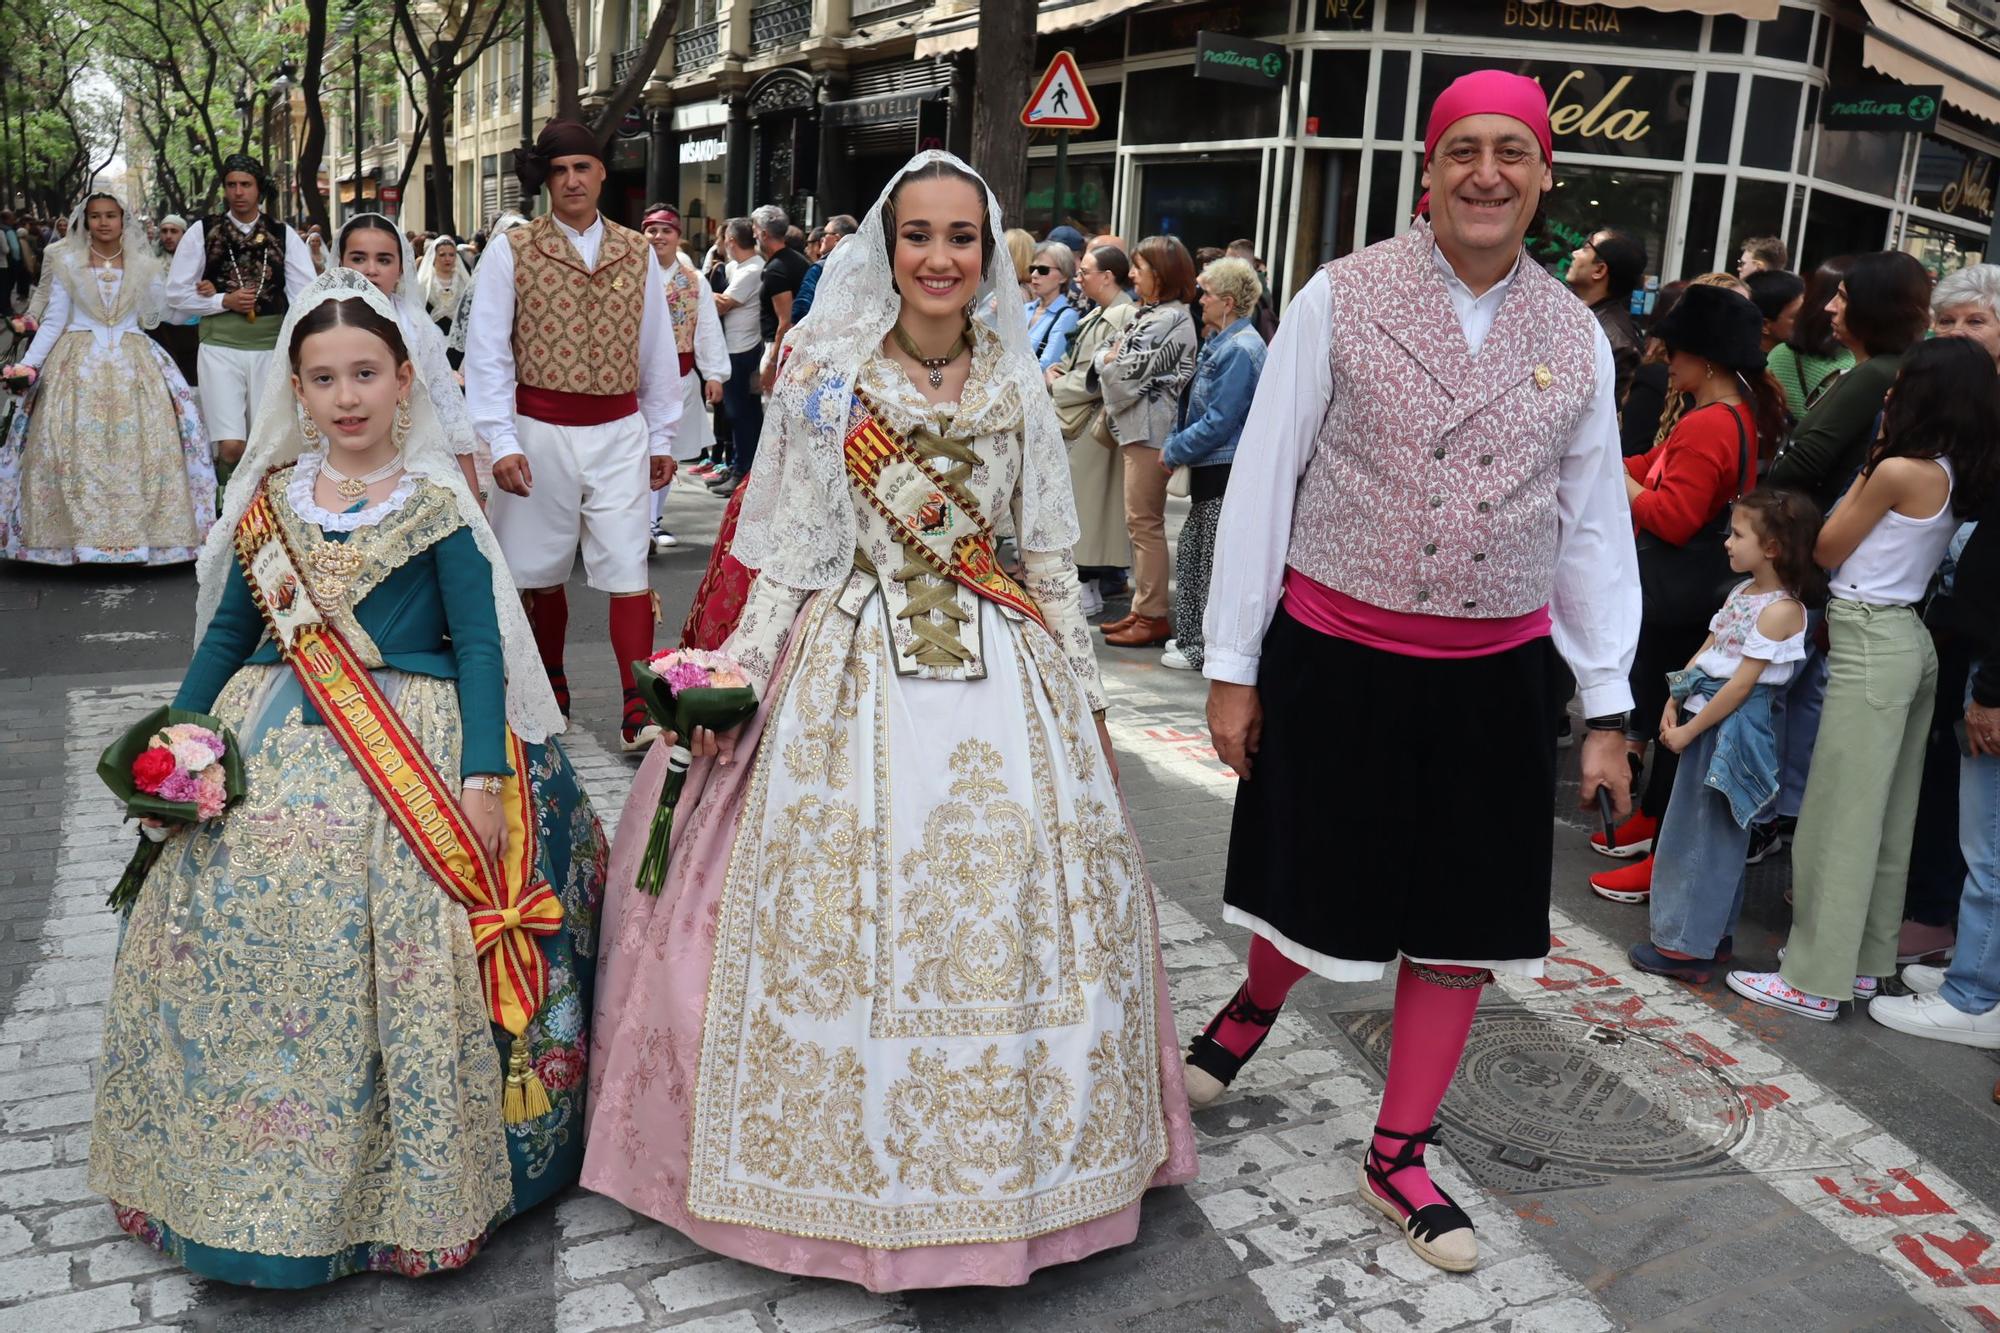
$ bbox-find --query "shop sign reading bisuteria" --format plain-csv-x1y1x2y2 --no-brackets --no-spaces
1418,54,1692,161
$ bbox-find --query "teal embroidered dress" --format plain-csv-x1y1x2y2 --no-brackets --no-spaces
89,464,607,1287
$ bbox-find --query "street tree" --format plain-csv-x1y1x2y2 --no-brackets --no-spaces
0,0,115,214
387,0,524,236
537,0,679,146
970,0,1033,224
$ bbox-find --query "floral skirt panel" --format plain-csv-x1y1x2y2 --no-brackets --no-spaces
0,330,215,565
679,480,754,651
584,595,1198,1291
89,665,606,1289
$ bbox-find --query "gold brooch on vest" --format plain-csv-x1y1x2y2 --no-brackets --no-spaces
1533,365,1553,390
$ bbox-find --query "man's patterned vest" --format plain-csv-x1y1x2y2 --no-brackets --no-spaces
663,254,699,373
1288,219,1599,619
199,212,288,351
508,214,646,405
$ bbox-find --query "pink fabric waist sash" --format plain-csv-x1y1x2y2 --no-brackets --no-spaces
1280,567,1551,659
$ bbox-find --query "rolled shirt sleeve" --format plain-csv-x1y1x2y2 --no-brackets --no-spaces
1550,329,1641,718
694,278,731,381
165,221,224,318
1200,271,1332,687
462,237,523,463
637,249,682,457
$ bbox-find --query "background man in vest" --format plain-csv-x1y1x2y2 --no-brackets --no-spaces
164,154,317,487
1181,71,1640,1275
464,120,681,749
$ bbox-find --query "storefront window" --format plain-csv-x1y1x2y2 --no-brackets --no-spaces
1418,54,1691,162
1728,179,1791,259
1755,7,1813,62
1910,134,1997,234
1539,163,1674,280
1697,73,1736,167
1305,50,1368,137
1903,220,1986,277
1135,153,1262,251
1682,173,1725,273
1290,148,1359,293
1364,149,1403,245
1027,158,1118,236
1815,129,1903,199
1742,79,1802,173
1124,65,1280,143
1374,49,1409,141
1802,195,1890,273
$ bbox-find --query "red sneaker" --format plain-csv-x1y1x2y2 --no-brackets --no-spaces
1590,809,1658,860
1589,854,1654,904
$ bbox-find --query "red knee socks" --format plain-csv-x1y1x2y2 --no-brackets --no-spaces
609,592,658,728
1369,960,1485,1216
1212,935,1311,1057
526,587,570,715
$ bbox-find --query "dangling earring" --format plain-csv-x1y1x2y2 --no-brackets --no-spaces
297,403,322,449
393,398,412,451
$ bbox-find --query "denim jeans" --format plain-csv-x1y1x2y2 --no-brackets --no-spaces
1649,723,1752,958
1942,665,2000,1014
1772,615,1827,821
723,346,765,477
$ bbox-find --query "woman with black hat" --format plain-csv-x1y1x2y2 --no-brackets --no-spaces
1589,284,1786,905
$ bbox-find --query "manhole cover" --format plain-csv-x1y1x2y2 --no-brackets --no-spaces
1334,1009,1752,1190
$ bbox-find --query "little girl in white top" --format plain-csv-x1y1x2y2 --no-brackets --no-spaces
1630,489,1816,985
1730,336,1999,1020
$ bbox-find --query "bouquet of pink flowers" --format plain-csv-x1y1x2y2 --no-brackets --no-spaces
629,648,758,894
98,707,246,911
0,363,37,393
7,314,36,339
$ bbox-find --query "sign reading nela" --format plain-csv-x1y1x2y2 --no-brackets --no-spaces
1418,55,1691,161
1823,83,1942,131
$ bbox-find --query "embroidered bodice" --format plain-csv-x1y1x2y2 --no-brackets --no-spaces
21,266,161,367
725,329,1107,711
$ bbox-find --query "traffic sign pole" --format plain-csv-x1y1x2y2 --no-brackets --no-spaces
1055,128,1069,234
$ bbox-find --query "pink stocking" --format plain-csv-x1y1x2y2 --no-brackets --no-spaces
1368,960,1486,1216
1211,935,1310,1058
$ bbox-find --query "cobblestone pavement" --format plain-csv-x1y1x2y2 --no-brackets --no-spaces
3,488,1999,1332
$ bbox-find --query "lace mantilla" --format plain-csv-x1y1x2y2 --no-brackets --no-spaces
287,453,420,531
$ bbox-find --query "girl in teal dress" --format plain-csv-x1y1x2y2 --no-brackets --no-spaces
88,270,606,1287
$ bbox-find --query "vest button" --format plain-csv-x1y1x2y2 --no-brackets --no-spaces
1472,552,1486,562
1416,589,1430,602
1463,599,1478,609
1477,501,1491,513
1433,446,1447,460
1423,543,1437,556
1479,454,1494,466
1429,495,1443,508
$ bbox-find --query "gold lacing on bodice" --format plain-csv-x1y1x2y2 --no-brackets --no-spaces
856,425,985,668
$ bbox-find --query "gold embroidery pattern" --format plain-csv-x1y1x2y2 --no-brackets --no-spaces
90,670,514,1257
894,740,1055,1007
734,1008,886,1196
780,612,871,789
1071,1025,1148,1172
883,1041,1074,1195
752,794,877,1018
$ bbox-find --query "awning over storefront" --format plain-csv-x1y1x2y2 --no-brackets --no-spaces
913,0,1152,57
1860,0,2000,127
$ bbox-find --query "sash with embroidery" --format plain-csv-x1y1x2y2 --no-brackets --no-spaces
233,478,563,1123
842,390,1046,630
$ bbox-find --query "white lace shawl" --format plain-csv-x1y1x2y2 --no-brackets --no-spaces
731,149,1080,589
47,195,166,331
447,213,528,357
192,268,565,742
417,236,470,320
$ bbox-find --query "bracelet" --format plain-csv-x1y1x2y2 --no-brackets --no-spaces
1584,712,1631,732
465,775,504,797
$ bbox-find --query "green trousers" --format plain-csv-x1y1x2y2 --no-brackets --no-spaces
1781,599,1937,1001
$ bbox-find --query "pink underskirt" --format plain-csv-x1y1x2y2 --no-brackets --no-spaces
580,603,1200,1291
1280,567,1551,658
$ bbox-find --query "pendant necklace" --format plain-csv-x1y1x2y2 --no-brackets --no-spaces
890,323,970,389
320,454,404,501
88,244,121,304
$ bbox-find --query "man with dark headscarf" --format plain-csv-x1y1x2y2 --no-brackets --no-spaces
463,119,682,750
164,154,317,485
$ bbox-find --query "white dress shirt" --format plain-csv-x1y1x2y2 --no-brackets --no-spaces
461,212,680,462
719,254,763,354
162,214,318,317
684,256,731,382
1202,244,1639,718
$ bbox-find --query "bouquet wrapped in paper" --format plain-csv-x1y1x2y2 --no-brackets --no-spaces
97,707,247,911
1,363,37,393
629,649,757,894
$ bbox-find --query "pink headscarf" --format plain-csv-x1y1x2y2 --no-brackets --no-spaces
1417,70,1554,216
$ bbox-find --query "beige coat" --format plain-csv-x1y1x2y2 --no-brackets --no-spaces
1050,294,1135,569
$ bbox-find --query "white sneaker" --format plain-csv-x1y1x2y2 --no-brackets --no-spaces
1868,991,2000,1048
1902,964,1948,995
1160,646,1194,670
1725,969,1841,1021
652,529,678,550
1078,580,1104,617
1777,946,1875,1001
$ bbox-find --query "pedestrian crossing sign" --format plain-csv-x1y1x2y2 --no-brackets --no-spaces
1021,51,1100,130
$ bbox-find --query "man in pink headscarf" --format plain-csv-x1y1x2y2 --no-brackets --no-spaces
1182,71,1640,1273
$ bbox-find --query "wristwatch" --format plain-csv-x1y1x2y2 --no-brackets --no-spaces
1584,712,1632,733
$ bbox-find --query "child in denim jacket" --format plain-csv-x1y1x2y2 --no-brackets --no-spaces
1629,489,1821,983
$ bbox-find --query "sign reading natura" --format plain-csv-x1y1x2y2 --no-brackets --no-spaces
1194,31,1288,90
1823,83,1943,132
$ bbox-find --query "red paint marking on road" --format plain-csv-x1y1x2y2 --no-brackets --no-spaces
1968,1304,2000,1329
1569,993,1677,1031
1513,1200,1557,1228
1144,726,1207,744
1534,952,1621,992
1664,1031,1739,1068
1894,1225,2000,1287
1817,1169,1955,1219
1719,1083,1789,1121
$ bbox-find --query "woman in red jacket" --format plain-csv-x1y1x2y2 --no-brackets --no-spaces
1591,285,1788,903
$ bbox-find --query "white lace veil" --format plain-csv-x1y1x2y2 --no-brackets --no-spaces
336,213,476,458
417,235,466,316
448,211,528,357
192,268,565,742
40,193,165,329
731,149,1078,589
